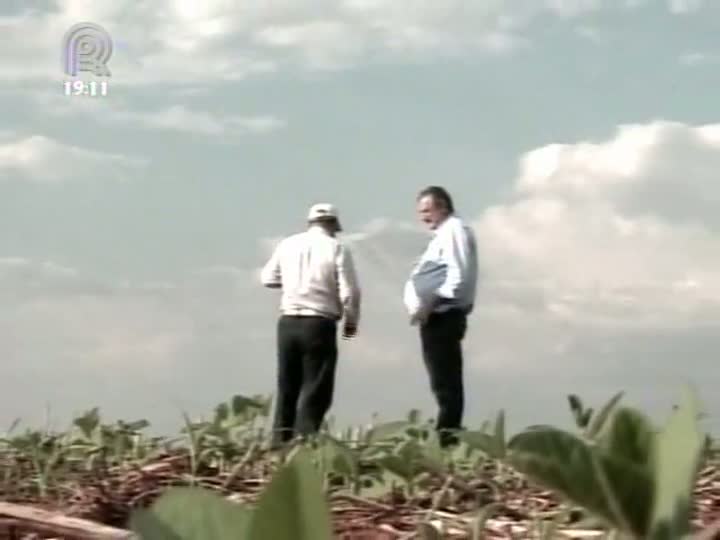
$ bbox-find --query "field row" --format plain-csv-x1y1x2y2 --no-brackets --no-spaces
0,389,718,538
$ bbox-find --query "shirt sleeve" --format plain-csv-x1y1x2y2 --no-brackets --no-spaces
435,223,475,300
336,244,362,326
260,241,283,287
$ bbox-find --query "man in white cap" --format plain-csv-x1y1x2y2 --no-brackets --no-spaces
261,203,361,447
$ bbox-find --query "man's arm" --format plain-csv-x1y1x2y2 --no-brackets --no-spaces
435,223,475,302
336,244,361,334
260,242,283,288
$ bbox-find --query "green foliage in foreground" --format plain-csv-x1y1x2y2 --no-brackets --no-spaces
125,386,715,540
507,386,705,539
130,448,333,540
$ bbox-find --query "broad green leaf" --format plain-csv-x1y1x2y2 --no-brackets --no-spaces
596,407,655,468
365,421,412,443
230,394,264,416
508,426,653,536
377,454,416,482
130,511,183,540
73,408,100,439
248,448,333,540
123,419,150,432
129,487,251,540
317,436,359,479
460,431,503,459
450,437,476,461
419,430,446,472
395,438,425,461
586,391,624,439
648,386,705,540
213,395,265,428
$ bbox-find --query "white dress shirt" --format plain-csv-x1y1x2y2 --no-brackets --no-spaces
403,215,478,316
261,226,361,325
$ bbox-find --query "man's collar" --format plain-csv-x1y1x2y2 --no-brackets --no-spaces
308,224,333,236
432,214,454,235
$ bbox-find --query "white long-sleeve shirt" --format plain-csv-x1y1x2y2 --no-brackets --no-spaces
260,226,361,325
403,215,478,316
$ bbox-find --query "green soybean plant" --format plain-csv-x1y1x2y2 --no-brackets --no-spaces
567,391,626,440
506,386,707,539
129,447,333,540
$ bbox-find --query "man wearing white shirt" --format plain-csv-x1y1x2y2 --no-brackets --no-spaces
261,203,361,447
404,186,478,447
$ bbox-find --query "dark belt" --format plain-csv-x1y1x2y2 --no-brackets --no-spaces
434,304,472,315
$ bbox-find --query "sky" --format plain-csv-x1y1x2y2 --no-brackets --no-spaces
1,0,719,436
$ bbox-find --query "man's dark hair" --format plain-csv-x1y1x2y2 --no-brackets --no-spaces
417,186,455,213
309,216,340,231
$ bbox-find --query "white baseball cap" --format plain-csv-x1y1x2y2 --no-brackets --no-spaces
307,203,342,231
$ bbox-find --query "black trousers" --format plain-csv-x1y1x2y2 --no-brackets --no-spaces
419,309,467,446
271,315,338,446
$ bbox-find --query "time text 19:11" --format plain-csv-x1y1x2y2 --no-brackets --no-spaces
63,80,109,97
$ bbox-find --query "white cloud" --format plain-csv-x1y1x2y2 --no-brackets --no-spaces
30,91,285,137
0,258,267,374
459,121,720,376
544,0,603,17
10,296,191,370
251,118,720,378
253,20,369,70
0,0,667,85
511,122,720,228
309,121,720,377
476,121,720,317
574,25,604,44
0,135,146,183
125,106,285,135
679,52,719,66
0,258,186,371
667,0,707,14
2,119,720,430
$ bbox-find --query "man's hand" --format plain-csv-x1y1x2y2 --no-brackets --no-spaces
410,296,440,326
410,304,432,326
342,322,358,339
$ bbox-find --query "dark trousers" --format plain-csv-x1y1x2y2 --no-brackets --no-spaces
419,309,467,446
271,315,338,446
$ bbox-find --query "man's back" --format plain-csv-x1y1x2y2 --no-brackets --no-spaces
262,204,359,447
261,226,361,324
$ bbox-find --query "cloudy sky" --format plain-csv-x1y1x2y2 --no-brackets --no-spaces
1,0,719,436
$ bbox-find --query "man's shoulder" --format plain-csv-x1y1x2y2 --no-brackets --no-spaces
328,236,351,256
268,232,303,256
280,230,312,245
441,215,473,236
451,214,470,227
283,230,347,250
